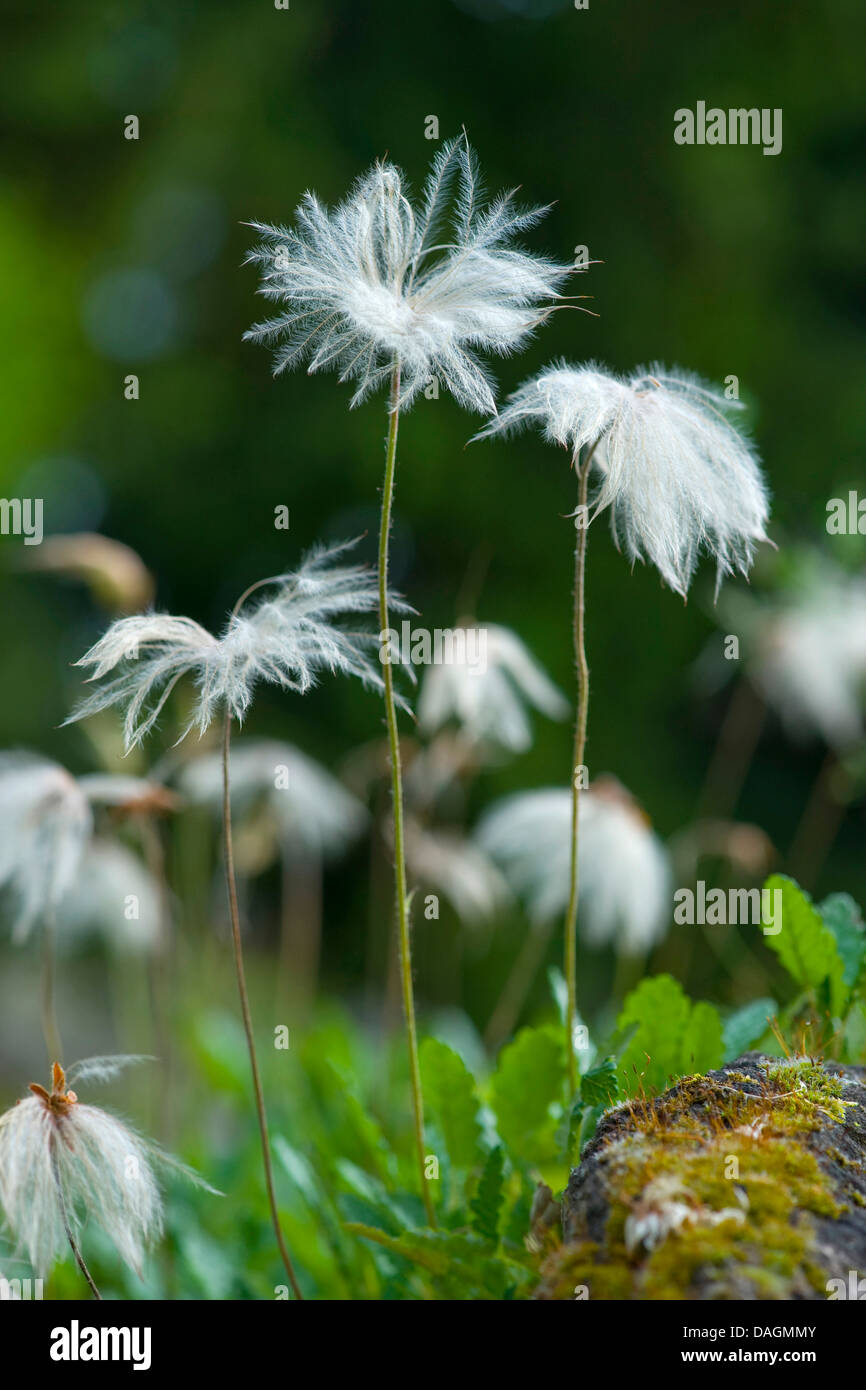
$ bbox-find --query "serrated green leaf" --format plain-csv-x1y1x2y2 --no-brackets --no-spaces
580,1056,618,1108
419,1038,482,1170
335,1159,421,1233
470,1145,505,1243
722,997,777,1061
819,892,866,990
616,974,692,1097
680,1001,724,1074
764,875,846,1013
490,1025,564,1164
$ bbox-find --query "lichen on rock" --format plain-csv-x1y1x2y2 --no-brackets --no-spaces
536,1053,866,1300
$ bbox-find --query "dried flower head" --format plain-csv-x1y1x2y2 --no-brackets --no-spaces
477,362,770,596
417,622,568,755
244,135,574,412
0,1059,216,1278
478,777,672,954
66,540,396,750
79,773,179,817
0,753,93,942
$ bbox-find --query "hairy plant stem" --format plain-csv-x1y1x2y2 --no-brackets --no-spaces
41,910,62,1065
222,680,304,1298
52,1155,101,1299
564,444,596,1095
379,362,436,1228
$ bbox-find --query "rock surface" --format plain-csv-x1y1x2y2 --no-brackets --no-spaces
536,1054,866,1300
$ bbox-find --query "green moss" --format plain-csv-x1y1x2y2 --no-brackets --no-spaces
542,1059,854,1300
762,1060,851,1126
538,1240,633,1300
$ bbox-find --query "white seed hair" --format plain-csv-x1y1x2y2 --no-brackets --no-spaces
721,564,866,751
244,135,574,413
477,780,672,955
0,1060,216,1279
0,753,93,942
66,540,400,750
417,622,568,755
178,738,368,859
404,820,510,926
477,361,770,597
56,839,163,954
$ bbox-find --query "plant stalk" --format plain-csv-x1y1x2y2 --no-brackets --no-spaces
563,445,595,1094
53,1154,101,1299
379,362,436,1228
222,710,304,1299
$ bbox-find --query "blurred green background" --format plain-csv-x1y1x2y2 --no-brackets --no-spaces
1,1,865,1294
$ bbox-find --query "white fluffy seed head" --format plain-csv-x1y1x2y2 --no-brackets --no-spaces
244,135,574,413
721,565,866,750
66,540,398,750
404,820,510,926
417,622,568,756
0,1060,215,1279
477,362,771,597
0,753,93,942
178,738,368,859
478,777,672,954
56,839,163,954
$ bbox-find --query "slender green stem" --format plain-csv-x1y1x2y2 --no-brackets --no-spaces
41,910,62,1065
564,444,596,1094
222,710,304,1299
379,362,436,1228
138,815,174,1137
52,1154,101,1299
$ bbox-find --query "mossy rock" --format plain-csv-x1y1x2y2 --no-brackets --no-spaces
537,1053,866,1300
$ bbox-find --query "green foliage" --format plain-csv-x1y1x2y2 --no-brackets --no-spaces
470,1146,505,1244
818,892,866,990
616,975,724,1098
580,1057,619,1108
722,997,777,1061
420,1038,483,1170
680,1001,725,1075
345,1224,532,1300
489,1025,565,1165
763,875,846,1015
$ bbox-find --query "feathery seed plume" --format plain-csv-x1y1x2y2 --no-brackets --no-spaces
477,362,770,596
244,135,575,412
